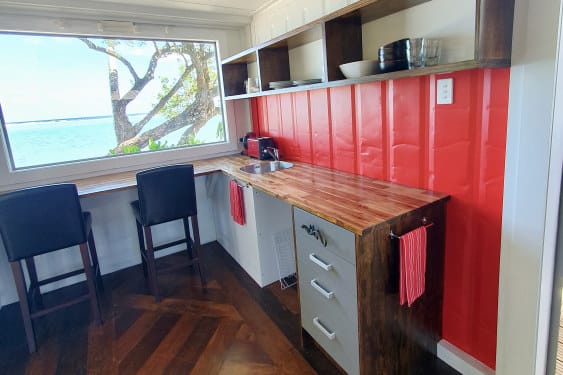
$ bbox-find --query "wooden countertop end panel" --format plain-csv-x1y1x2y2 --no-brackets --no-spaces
74,155,448,235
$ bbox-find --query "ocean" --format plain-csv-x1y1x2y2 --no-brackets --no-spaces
3,113,222,169
5,116,118,168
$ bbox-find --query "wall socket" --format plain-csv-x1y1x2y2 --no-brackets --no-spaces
437,78,454,105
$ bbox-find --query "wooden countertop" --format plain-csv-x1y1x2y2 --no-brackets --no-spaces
74,155,448,235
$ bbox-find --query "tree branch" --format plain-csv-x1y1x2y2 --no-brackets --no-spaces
132,60,195,133
79,38,140,81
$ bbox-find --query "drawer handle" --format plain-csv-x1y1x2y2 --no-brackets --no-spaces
310,279,334,299
309,253,333,271
301,224,327,247
313,317,336,340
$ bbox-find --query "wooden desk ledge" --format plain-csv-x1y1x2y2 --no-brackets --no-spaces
74,154,449,235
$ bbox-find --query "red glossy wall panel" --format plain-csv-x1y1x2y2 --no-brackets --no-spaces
329,86,357,174
387,76,427,188
309,89,332,168
293,91,313,163
252,68,510,369
279,93,297,157
355,82,386,179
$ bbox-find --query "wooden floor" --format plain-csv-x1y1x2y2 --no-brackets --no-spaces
0,242,459,375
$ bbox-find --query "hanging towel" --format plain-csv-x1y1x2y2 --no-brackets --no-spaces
399,226,427,307
229,180,245,225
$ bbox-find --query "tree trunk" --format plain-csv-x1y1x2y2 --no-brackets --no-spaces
107,47,136,143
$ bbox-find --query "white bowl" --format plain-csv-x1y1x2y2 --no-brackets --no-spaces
339,60,379,78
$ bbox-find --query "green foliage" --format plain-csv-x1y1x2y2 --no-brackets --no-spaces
216,121,224,139
155,42,219,121
148,137,169,150
187,133,201,145
122,144,140,154
109,144,140,155
156,67,198,119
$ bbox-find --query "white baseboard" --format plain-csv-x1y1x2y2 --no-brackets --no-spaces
437,339,495,375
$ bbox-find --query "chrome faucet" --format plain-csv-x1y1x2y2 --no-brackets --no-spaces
264,147,279,161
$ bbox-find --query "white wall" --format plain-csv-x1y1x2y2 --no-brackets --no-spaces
496,0,563,373
0,175,217,307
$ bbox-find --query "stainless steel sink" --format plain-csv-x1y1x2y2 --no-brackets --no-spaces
240,161,294,174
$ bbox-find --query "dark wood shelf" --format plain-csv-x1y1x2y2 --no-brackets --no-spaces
221,0,513,100
224,60,479,101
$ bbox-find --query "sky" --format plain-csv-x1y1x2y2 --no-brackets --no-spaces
0,34,215,123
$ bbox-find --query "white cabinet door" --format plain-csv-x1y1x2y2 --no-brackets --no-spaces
208,173,262,284
269,2,287,39
208,173,294,288
285,0,304,31
252,11,271,45
323,0,348,15
303,0,324,24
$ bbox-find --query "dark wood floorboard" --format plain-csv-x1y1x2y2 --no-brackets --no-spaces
0,241,459,375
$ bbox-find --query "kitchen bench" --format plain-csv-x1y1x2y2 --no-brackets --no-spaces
74,154,449,374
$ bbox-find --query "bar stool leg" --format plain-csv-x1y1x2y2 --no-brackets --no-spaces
79,243,102,326
190,215,206,287
10,261,36,353
182,218,194,260
87,230,104,292
135,220,148,278
24,257,44,310
143,226,160,302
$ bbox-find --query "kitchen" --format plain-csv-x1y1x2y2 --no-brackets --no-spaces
0,0,560,374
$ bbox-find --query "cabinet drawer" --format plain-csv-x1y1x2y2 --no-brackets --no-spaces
299,274,359,375
296,243,357,302
294,207,356,264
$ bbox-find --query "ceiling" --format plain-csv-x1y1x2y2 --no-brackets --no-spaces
0,0,277,28
89,0,276,17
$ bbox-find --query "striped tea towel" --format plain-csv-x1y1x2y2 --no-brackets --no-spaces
399,226,427,307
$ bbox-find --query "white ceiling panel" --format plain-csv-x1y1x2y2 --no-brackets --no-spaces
0,0,276,27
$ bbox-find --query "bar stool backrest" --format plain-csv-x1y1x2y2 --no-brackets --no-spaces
136,164,197,226
0,183,86,261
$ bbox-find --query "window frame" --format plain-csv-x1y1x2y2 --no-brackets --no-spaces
0,31,239,192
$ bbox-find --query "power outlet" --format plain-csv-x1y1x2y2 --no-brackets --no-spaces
437,78,454,105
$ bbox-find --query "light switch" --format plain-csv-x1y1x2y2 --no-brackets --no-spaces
437,78,454,105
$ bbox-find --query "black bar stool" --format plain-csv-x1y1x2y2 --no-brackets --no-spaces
0,183,103,353
131,164,206,302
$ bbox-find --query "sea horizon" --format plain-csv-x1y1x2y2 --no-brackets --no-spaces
6,112,147,125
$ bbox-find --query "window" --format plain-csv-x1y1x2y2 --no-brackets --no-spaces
0,33,227,170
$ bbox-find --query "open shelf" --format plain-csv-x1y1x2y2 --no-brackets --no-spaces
221,0,513,100
222,50,258,97
224,60,480,100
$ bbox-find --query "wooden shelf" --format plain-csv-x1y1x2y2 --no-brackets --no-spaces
221,0,513,100
224,60,479,100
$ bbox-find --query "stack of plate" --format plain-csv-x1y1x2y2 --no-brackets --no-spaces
292,78,322,86
269,81,294,89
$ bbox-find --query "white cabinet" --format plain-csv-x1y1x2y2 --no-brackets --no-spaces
303,0,324,24
294,207,360,375
285,0,304,32
251,0,327,47
252,11,272,45
324,0,348,15
208,173,294,287
269,2,287,39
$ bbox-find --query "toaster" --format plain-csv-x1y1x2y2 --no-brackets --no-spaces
247,137,275,159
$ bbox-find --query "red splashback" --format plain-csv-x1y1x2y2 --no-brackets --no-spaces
250,68,510,369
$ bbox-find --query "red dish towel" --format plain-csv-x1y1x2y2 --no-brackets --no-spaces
229,180,245,225
399,226,427,307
